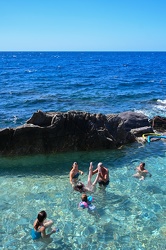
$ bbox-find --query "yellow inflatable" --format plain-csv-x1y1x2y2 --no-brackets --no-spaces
142,133,161,141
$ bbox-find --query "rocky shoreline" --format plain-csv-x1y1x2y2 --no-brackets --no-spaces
0,110,166,156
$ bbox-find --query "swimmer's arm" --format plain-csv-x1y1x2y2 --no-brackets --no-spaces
69,171,74,184
148,172,152,177
92,168,98,175
100,170,109,182
79,170,84,175
41,227,56,238
101,175,108,182
142,169,151,176
104,172,109,182
140,176,144,181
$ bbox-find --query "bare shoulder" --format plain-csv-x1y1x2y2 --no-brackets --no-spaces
33,219,38,227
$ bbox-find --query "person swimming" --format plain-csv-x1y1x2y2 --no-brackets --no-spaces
74,162,100,193
69,162,84,187
92,162,109,187
78,193,95,210
31,210,58,240
133,162,152,180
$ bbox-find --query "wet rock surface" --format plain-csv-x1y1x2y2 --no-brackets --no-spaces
0,110,164,155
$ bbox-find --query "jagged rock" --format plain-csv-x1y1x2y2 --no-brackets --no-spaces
130,126,153,137
27,110,53,126
0,110,165,156
150,116,166,131
117,111,150,131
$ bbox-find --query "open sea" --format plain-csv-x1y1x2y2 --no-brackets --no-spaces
0,52,166,249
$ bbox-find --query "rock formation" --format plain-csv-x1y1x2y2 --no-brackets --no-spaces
0,110,164,156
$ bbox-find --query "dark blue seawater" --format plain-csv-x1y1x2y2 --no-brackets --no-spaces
0,52,166,128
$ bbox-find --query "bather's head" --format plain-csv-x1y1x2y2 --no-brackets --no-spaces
75,182,85,192
139,162,145,170
81,193,87,202
37,210,47,222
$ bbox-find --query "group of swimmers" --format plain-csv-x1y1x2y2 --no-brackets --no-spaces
69,161,110,210
69,161,110,192
69,161,152,210
31,161,109,240
31,161,151,240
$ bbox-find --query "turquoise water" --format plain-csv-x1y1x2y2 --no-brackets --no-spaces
0,140,165,249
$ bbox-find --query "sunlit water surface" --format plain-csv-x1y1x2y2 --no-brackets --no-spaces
0,141,165,250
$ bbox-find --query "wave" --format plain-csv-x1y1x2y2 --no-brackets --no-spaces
157,99,166,105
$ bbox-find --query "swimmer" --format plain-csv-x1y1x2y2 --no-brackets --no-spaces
74,162,100,193
69,162,84,186
78,193,95,210
133,162,152,180
92,162,109,187
31,210,58,240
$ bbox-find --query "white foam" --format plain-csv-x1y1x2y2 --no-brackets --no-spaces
154,105,166,111
157,99,166,105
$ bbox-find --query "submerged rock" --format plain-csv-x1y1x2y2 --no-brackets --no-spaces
0,110,162,156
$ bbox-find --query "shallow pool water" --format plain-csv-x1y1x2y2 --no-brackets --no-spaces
0,141,166,250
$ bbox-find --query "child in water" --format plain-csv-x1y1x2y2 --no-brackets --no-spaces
79,193,95,210
133,162,152,180
31,210,59,240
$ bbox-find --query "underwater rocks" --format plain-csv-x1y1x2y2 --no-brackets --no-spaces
0,110,161,156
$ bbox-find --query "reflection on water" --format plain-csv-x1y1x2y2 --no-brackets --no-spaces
0,141,166,249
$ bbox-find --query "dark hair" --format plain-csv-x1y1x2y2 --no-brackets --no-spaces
81,194,87,202
71,162,78,170
34,210,47,230
77,182,84,189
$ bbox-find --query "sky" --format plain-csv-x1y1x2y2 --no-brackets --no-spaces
0,0,166,51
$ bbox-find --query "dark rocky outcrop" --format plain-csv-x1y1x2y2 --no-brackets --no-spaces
149,116,166,132
0,110,164,156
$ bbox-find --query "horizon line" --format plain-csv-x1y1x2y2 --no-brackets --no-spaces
0,50,166,53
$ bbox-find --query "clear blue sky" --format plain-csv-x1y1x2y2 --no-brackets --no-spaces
0,0,166,51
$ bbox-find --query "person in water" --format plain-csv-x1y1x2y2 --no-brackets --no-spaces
74,162,100,192
133,162,152,180
31,210,58,240
78,193,95,210
69,162,84,186
92,162,109,187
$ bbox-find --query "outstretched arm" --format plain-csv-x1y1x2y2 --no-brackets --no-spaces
148,172,152,177
79,169,84,175
92,168,98,175
41,227,56,238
